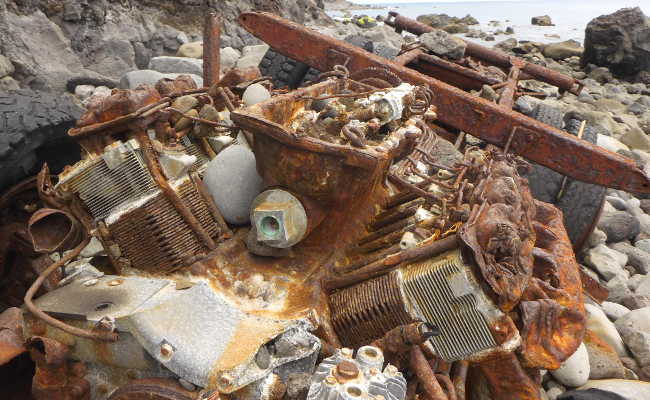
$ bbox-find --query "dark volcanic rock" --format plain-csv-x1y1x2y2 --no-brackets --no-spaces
531,15,554,26
582,7,650,78
0,0,331,94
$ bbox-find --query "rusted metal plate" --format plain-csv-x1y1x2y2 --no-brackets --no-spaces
238,12,650,194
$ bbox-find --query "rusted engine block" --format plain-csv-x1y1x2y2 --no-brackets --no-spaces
0,57,587,400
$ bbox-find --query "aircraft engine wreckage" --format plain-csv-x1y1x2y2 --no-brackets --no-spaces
1,11,649,400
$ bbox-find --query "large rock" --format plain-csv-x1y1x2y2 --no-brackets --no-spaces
176,41,203,59
420,30,467,60
203,145,263,225
532,15,554,26
119,70,203,89
550,343,590,387
625,330,650,367
597,211,641,242
602,301,631,321
577,379,650,399
235,44,270,69
148,56,203,75
584,330,627,379
584,244,629,281
543,40,584,60
615,307,650,344
585,304,629,357
621,127,650,152
609,242,650,274
582,7,650,77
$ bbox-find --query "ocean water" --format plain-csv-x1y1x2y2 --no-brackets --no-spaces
329,0,650,45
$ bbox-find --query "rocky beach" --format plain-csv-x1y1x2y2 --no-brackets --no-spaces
1,1,650,399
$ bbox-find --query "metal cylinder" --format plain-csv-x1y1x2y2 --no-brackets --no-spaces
250,189,309,248
28,208,83,253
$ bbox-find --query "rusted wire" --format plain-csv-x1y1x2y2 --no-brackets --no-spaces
299,86,388,101
341,123,367,148
24,237,119,342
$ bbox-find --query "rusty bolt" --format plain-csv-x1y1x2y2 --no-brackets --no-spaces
251,189,308,248
160,343,174,357
336,361,359,379
107,278,124,286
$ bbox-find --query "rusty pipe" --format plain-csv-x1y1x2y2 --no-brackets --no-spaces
203,11,221,87
435,374,457,400
28,208,83,253
385,12,581,95
451,361,468,400
24,237,118,342
325,234,459,291
410,345,448,400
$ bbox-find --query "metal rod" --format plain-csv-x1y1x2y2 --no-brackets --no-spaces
135,130,217,250
410,345,449,400
203,11,221,87
24,237,119,342
451,361,468,400
325,234,459,291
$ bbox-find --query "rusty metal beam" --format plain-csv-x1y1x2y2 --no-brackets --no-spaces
385,12,582,95
203,11,221,87
414,53,500,91
237,12,650,194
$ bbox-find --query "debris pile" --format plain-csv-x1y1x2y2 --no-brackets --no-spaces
2,8,650,400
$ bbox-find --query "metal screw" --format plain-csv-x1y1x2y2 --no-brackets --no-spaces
83,279,98,287
107,278,123,286
336,361,359,379
160,343,174,357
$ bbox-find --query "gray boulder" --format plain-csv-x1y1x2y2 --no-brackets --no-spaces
585,244,628,281
543,40,584,60
609,242,650,274
420,30,467,60
148,56,203,76
119,70,203,89
602,301,631,321
203,145,263,225
550,343,590,387
598,211,641,242
582,7,650,77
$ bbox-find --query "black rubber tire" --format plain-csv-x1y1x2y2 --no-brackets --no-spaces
259,49,312,90
0,90,83,191
523,103,606,251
